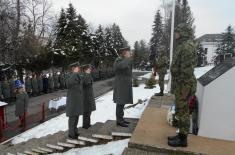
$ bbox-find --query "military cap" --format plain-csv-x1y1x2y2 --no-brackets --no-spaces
81,64,93,70
118,47,131,54
69,61,80,67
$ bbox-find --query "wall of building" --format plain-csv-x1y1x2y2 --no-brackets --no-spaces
196,82,205,127
200,41,219,64
198,67,235,141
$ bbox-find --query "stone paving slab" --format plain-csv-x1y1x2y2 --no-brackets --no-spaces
128,96,235,155
122,147,168,155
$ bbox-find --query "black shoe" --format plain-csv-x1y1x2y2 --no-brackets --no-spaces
155,92,164,96
82,125,91,129
117,122,128,127
123,120,130,124
168,134,179,141
68,135,78,140
168,134,187,147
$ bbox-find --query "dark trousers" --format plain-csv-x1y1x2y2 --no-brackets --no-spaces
83,112,91,128
68,115,79,137
116,104,125,123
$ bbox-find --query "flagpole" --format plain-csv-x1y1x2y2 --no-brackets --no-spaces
167,0,176,93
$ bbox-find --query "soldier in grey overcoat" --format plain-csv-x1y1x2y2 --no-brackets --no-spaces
2,77,10,102
66,62,83,139
48,74,54,92
53,73,59,90
113,47,133,127
0,81,3,100
82,64,96,129
37,74,43,94
25,75,32,96
9,76,16,99
31,74,39,96
59,73,65,89
15,80,29,129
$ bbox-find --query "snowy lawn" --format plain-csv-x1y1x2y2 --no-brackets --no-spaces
52,139,129,155
12,84,160,144
139,66,214,80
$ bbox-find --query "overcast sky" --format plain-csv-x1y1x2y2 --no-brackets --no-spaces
50,0,235,47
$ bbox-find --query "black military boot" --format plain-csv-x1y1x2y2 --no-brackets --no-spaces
167,134,179,141
168,134,187,147
117,122,128,127
154,90,164,96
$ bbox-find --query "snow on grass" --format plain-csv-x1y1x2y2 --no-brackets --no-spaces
12,84,160,144
52,139,129,155
139,66,214,80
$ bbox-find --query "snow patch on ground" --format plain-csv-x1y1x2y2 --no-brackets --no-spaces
12,84,160,144
52,139,129,155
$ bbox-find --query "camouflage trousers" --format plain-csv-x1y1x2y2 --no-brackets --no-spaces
174,84,191,136
158,74,165,92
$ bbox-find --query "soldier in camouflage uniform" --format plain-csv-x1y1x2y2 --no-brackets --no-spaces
168,23,197,147
155,47,168,96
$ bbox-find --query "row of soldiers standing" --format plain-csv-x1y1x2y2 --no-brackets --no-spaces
0,73,69,102
25,73,69,96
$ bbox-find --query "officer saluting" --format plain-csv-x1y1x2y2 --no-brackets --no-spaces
81,64,96,129
113,47,133,127
66,61,83,139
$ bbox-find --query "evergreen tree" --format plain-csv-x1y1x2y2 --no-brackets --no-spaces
53,4,92,65
149,10,163,66
93,25,107,67
196,43,207,67
133,40,150,69
216,25,235,56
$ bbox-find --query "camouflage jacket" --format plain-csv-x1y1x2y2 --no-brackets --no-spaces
156,55,168,75
170,40,197,94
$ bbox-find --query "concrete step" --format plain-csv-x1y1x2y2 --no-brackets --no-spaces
111,118,139,137
16,153,26,155
46,144,64,151
37,147,53,153
31,148,47,154
77,122,104,143
66,139,86,146
57,142,75,148
122,147,168,155
23,151,39,155
92,120,114,140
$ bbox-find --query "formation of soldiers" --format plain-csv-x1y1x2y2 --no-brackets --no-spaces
0,69,115,102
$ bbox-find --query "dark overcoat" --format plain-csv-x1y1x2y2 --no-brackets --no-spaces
66,73,83,116
113,57,133,105
15,92,29,117
83,73,96,113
